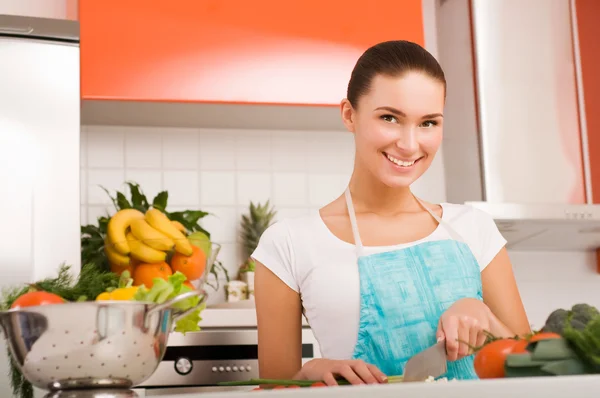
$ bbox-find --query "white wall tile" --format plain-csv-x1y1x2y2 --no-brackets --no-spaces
125,128,162,169
80,205,87,227
198,129,236,171
307,132,354,174
309,174,344,207
163,171,200,206
273,172,308,206
200,171,236,206
235,131,272,171
201,207,239,244
237,172,272,205
87,126,124,168
86,205,113,224
216,242,242,278
124,170,163,203
162,128,199,169
272,131,308,172
87,169,126,205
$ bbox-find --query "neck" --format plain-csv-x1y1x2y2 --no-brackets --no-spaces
347,164,420,216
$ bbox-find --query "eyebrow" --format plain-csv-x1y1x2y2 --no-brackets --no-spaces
374,106,443,119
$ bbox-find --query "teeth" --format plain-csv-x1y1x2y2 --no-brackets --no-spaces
386,153,416,167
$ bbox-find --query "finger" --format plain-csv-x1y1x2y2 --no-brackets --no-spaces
456,318,471,358
436,318,445,341
367,364,388,383
336,364,364,385
352,362,378,384
476,329,488,349
467,319,480,355
322,372,338,387
441,316,459,361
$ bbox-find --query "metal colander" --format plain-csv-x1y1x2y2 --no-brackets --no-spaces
0,290,205,392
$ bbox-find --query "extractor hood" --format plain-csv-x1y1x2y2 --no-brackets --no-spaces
436,0,600,251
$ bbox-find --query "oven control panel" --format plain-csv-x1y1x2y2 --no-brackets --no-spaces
140,327,319,388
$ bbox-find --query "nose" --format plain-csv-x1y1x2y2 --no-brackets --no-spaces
395,126,418,153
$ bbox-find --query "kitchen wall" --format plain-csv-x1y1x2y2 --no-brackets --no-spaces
81,125,600,328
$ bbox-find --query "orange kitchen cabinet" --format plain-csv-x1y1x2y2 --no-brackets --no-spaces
575,0,600,204
80,0,424,106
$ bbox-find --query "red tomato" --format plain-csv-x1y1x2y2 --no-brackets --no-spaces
11,291,64,309
273,386,287,389
311,382,327,387
287,385,301,389
473,339,519,379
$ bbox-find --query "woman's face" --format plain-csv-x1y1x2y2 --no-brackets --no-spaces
342,71,445,188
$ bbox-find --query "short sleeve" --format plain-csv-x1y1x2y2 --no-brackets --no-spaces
251,220,299,292
470,207,507,272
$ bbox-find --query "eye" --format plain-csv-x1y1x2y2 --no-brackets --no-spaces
420,120,438,128
380,114,398,123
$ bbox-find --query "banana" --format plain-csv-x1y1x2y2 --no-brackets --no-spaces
104,238,131,267
129,219,175,251
107,209,145,255
171,220,187,234
145,208,193,256
126,231,167,263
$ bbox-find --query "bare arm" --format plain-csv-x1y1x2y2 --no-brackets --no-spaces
255,260,303,379
481,247,531,337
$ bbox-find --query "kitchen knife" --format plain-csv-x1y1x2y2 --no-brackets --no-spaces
402,341,448,382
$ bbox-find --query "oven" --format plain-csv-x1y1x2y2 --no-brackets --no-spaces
134,325,320,396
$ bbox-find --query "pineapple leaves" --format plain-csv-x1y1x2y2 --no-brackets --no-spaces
240,200,277,260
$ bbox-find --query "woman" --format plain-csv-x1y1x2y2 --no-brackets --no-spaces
252,40,531,385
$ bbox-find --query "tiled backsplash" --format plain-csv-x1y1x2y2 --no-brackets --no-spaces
81,125,600,325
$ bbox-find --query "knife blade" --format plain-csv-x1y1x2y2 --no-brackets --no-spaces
402,341,448,382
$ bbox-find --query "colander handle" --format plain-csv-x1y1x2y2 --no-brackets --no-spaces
144,289,206,322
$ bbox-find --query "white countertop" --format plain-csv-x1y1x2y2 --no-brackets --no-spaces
138,375,600,398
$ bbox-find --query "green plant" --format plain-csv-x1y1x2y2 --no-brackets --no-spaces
239,201,276,271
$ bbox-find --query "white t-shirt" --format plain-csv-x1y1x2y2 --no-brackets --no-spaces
251,203,506,361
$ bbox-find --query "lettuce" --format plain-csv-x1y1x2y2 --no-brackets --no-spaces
133,272,205,333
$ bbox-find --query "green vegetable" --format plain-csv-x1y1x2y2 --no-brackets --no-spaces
542,303,600,335
562,313,600,372
133,271,205,334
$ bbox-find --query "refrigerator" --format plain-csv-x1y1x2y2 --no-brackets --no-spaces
0,14,81,397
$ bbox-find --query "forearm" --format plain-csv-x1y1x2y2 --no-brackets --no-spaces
487,307,531,338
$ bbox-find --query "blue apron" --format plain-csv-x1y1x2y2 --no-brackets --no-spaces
345,189,481,380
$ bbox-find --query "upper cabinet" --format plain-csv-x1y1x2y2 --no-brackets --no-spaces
80,0,425,106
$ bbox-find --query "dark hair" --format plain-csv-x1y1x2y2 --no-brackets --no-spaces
347,40,446,107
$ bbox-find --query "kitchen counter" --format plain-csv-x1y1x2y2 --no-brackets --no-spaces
135,375,600,397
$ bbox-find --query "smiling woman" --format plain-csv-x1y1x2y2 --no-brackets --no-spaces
252,40,531,386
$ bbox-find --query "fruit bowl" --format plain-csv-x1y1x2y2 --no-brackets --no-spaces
102,208,221,290
106,237,220,290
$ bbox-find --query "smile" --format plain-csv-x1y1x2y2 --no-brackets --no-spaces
383,152,421,168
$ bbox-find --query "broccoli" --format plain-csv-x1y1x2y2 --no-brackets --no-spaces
542,304,600,335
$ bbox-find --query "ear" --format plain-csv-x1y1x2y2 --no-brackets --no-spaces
340,99,356,133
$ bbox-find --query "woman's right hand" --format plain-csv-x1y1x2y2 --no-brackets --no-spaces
294,359,387,386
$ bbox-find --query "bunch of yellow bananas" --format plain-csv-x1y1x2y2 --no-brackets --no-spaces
104,208,193,266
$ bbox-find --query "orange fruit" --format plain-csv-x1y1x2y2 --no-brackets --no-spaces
133,262,173,288
110,262,135,277
170,245,206,281
183,281,195,290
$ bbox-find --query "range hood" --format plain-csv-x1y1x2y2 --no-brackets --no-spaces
436,0,600,251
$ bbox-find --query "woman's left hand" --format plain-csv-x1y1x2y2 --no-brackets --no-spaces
436,298,491,361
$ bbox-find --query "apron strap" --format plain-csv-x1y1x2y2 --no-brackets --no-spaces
413,196,467,243
344,188,365,257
